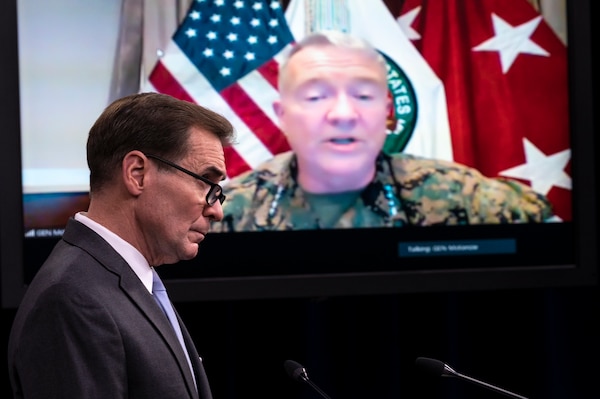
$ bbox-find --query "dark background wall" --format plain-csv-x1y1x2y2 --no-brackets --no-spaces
3,0,598,398
5,285,598,398
178,286,600,399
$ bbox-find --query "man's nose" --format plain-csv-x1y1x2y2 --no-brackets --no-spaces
327,94,358,122
206,199,225,222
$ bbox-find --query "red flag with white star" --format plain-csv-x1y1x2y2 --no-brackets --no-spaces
398,0,571,221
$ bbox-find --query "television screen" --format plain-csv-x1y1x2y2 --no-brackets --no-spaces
1,0,596,307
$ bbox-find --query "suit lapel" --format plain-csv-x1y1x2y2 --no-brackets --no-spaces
62,218,200,398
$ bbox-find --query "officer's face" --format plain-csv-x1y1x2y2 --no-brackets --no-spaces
274,45,391,192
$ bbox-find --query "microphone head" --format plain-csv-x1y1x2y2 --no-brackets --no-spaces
415,357,449,377
284,359,308,382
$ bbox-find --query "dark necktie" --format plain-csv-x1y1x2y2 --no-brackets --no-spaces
152,268,196,388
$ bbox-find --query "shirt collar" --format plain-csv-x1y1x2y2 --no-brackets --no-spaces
74,212,154,293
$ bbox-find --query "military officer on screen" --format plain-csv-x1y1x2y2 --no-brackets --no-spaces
212,31,553,232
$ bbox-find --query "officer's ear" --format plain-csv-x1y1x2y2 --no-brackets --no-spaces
273,99,283,118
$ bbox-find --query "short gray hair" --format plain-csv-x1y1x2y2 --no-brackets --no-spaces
278,30,388,86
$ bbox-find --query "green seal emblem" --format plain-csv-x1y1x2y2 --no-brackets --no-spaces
380,51,418,154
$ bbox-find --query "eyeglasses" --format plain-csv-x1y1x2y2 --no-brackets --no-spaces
145,153,226,206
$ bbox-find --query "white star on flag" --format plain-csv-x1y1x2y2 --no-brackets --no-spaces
396,6,422,40
499,138,571,195
473,14,549,73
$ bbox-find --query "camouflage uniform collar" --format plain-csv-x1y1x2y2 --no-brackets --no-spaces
263,151,406,228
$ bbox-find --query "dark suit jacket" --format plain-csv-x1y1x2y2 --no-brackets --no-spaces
8,218,212,399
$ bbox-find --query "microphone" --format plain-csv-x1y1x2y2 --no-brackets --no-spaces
415,357,528,399
283,359,333,399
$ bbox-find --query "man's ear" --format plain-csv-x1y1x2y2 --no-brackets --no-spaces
272,99,283,118
273,100,288,137
386,93,393,114
122,151,147,195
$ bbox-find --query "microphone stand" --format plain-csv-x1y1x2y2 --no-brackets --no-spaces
450,368,528,399
284,360,333,399
297,372,332,399
416,357,528,399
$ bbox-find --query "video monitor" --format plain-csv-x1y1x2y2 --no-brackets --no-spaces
1,0,596,307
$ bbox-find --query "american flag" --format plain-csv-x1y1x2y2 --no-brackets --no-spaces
145,0,294,179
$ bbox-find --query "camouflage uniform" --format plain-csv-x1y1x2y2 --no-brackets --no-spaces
212,151,554,232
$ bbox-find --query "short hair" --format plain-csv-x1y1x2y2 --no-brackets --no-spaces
277,30,388,88
86,92,235,192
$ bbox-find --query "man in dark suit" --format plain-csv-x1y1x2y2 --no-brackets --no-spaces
7,92,235,398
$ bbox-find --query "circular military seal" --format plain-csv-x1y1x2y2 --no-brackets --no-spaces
379,51,418,155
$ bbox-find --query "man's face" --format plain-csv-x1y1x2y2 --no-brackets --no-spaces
274,44,391,192
140,129,227,266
